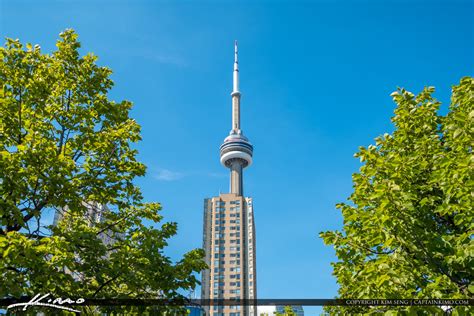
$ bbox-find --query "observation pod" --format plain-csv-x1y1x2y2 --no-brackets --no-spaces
219,131,253,168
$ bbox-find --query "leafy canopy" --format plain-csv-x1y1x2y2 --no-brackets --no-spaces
320,77,473,314
0,29,205,312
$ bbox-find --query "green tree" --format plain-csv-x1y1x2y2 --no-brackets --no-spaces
274,306,297,316
0,30,206,314
320,77,473,314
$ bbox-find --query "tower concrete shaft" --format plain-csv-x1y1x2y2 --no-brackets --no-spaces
230,159,243,196
232,94,241,132
220,41,253,197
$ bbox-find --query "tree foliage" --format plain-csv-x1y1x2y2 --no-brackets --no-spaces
274,306,297,316
0,30,206,313
320,77,473,314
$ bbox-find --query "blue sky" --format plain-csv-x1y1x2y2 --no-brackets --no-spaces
1,0,473,314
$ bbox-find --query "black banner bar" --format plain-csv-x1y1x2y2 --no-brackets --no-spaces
1,298,472,307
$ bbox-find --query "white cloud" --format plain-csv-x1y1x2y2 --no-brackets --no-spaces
153,168,184,181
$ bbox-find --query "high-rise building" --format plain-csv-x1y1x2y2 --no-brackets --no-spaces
258,305,304,316
54,201,119,247
275,305,304,316
201,42,257,316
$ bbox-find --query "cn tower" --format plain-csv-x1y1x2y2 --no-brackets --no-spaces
219,41,254,196
202,41,257,316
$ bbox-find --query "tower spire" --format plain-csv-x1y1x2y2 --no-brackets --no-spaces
231,40,241,132
233,40,239,94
